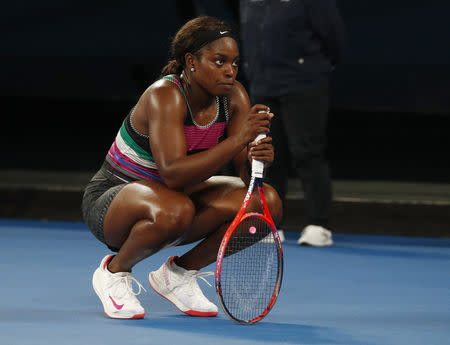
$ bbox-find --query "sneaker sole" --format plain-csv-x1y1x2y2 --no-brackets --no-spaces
148,272,218,317
297,240,333,246
92,268,145,320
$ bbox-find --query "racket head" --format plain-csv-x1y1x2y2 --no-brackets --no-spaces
215,212,283,324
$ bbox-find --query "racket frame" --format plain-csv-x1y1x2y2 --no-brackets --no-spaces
215,176,284,324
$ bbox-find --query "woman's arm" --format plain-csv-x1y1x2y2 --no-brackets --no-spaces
143,80,271,189
227,82,274,186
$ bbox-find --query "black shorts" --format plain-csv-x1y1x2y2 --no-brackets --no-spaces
81,164,127,251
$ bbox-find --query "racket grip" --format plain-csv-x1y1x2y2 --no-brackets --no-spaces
251,133,266,178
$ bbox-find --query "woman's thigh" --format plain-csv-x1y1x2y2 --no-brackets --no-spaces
180,175,282,245
103,179,195,249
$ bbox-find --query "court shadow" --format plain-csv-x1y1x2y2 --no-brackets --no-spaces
326,245,450,260
334,233,450,248
118,315,370,345
282,233,450,260
0,308,102,324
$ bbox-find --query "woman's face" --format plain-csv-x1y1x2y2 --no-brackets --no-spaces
193,37,239,96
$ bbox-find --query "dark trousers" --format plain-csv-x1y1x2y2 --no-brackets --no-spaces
253,79,332,227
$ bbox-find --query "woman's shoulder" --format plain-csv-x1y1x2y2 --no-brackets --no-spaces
227,80,250,112
140,75,185,104
230,79,246,93
145,75,183,95
137,75,187,116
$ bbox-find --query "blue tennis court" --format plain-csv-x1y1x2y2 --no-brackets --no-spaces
1,219,449,345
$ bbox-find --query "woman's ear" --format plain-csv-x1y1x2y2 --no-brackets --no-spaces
184,53,196,71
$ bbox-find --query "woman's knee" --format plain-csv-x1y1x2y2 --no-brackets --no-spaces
263,183,283,225
143,195,196,239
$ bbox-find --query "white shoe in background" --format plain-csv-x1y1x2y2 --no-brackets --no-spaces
277,230,285,243
92,255,146,319
297,225,333,246
148,256,218,317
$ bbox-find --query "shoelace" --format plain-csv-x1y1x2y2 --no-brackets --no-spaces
193,271,214,287
184,271,214,298
109,274,147,299
126,275,147,295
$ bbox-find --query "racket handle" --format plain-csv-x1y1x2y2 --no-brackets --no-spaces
251,133,266,178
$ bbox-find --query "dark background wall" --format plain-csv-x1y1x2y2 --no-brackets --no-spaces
2,0,449,182
335,0,450,113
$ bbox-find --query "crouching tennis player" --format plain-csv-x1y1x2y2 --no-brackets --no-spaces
82,16,282,319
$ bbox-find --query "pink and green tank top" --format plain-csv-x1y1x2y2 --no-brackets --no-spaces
104,75,230,183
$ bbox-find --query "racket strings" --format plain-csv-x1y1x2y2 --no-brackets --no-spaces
220,216,280,322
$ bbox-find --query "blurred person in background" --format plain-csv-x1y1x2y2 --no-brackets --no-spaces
240,0,345,246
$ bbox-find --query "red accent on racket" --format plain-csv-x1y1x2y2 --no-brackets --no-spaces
215,132,283,325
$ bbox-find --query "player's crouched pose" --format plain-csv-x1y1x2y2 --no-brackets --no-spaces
82,16,282,319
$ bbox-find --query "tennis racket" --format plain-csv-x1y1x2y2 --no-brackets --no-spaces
215,130,284,325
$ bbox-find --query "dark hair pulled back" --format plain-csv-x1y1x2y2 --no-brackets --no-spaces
160,16,234,76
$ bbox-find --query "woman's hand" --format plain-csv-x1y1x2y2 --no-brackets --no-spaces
226,84,275,184
238,105,273,145
247,135,274,168
244,106,275,168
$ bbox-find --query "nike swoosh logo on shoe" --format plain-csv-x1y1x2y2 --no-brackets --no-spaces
163,265,170,286
109,296,124,310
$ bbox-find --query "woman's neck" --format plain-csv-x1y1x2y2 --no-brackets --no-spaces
180,74,216,115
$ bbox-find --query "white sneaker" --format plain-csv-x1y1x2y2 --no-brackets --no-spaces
260,230,284,243
148,256,218,317
297,225,333,246
278,230,285,243
92,255,146,319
